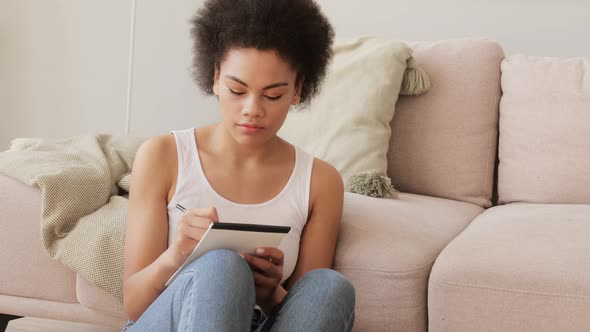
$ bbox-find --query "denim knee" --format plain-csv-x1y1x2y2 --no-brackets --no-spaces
181,248,253,280
175,249,256,307
304,269,355,309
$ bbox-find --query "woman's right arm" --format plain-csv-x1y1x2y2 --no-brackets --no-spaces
123,136,178,322
123,135,219,322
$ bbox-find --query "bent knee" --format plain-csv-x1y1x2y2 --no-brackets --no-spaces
201,248,245,265
184,249,251,276
306,269,356,306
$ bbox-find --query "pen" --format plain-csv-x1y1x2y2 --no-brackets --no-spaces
175,203,187,213
176,204,219,226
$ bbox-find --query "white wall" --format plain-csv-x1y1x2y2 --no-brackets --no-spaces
0,0,132,150
1,0,589,150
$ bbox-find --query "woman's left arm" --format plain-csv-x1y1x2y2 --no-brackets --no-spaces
283,159,344,291
253,159,344,314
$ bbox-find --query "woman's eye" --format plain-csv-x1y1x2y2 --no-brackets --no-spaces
229,89,245,95
228,88,281,101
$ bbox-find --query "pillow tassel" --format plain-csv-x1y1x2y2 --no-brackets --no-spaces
345,172,399,198
400,56,431,96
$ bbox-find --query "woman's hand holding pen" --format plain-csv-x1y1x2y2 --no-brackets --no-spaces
241,247,285,312
166,205,219,269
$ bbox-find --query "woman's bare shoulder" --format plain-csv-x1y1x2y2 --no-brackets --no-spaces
308,158,344,215
134,133,178,189
138,134,177,164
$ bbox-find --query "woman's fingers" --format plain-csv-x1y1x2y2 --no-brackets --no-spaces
184,216,214,229
255,247,284,266
178,218,208,236
188,227,207,242
187,207,219,222
243,253,283,280
252,270,278,287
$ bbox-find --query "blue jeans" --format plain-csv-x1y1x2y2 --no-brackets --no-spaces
122,249,355,331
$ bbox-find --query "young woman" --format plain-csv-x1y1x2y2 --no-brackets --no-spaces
122,1,355,331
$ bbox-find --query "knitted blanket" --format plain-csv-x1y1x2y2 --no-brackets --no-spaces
0,133,148,304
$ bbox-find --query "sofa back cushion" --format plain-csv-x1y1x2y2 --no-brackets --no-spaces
498,55,590,204
387,39,504,208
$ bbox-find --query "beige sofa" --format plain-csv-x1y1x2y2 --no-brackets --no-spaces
1,38,589,331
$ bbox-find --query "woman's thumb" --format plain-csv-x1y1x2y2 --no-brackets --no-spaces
208,207,219,222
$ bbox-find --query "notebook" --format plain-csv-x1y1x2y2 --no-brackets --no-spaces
165,221,291,287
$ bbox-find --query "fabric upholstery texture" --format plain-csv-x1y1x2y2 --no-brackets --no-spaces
428,203,590,331
389,38,504,208
335,192,483,331
0,134,147,304
498,54,590,204
0,174,78,303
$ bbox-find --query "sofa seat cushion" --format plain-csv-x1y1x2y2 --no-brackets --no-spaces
335,192,483,332
428,203,590,331
0,174,78,303
76,274,126,318
0,293,127,328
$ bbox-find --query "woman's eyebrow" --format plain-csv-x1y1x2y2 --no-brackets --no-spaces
224,75,289,90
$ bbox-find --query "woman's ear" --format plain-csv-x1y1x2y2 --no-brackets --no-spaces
213,67,220,96
293,76,304,105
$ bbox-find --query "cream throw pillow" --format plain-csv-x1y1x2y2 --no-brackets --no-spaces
278,36,430,198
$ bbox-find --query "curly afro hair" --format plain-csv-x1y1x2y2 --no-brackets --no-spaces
190,0,335,107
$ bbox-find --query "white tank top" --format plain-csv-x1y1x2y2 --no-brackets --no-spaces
166,127,314,285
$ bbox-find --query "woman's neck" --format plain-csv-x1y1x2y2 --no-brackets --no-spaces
209,123,283,166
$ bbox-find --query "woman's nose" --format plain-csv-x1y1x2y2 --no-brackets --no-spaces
242,96,264,118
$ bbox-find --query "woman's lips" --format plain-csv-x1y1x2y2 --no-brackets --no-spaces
237,124,264,134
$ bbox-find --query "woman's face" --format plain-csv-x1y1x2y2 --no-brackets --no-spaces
213,48,302,146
